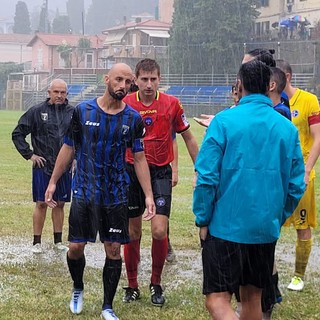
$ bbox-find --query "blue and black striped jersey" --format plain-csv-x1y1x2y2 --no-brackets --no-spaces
65,98,145,206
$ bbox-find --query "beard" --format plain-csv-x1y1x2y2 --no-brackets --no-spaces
108,86,127,101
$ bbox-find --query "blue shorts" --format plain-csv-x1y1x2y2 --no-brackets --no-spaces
32,168,72,202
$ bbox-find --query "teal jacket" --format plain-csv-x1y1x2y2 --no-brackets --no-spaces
193,94,305,244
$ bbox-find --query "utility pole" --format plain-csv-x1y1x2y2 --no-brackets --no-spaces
43,0,49,33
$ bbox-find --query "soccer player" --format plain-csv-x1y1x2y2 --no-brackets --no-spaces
193,59,305,320
12,79,73,253
277,59,320,291
122,58,198,306
45,63,155,320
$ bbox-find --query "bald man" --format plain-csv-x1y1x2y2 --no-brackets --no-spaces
45,63,155,320
12,79,74,253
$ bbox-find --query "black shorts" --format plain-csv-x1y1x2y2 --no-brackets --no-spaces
202,234,276,295
68,198,130,244
126,163,172,218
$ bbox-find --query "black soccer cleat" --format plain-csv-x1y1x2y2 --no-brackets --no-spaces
149,284,165,307
122,287,141,303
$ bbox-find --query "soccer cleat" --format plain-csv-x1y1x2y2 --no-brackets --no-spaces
287,276,304,291
101,309,119,320
54,242,69,251
149,284,165,307
166,242,176,263
69,289,84,314
32,243,43,254
122,287,141,303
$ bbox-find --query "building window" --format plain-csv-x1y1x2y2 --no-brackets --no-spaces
86,53,93,68
287,0,294,3
255,22,261,36
261,0,269,6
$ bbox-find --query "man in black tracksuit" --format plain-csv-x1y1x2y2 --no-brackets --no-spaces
12,79,74,253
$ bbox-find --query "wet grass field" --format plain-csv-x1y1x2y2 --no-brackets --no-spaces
1,110,320,319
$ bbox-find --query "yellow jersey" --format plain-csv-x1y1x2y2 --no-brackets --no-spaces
290,88,320,180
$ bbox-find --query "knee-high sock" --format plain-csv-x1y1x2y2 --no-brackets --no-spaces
67,254,85,290
151,237,168,285
124,239,140,288
295,238,312,278
102,258,122,310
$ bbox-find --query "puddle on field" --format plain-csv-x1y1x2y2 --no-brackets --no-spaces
1,236,319,287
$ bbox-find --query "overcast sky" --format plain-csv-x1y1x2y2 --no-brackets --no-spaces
0,0,91,19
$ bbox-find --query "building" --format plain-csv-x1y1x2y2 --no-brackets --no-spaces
0,33,32,68
159,0,174,23
27,33,105,73
102,18,171,67
254,0,320,41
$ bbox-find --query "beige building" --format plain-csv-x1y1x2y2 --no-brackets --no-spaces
159,0,174,23
255,0,320,40
0,34,32,68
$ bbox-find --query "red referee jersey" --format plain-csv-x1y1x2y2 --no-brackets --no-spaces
124,91,190,166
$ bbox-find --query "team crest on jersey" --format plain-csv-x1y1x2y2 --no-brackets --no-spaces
144,117,153,126
122,125,129,135
181,113,189,126
291,110,298,118
41,113,48,121
156,197,166,207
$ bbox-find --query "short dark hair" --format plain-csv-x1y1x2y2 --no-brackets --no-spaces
247,48,276,67
270,67,287,94
276,59,292,76
135,58,160,78
238,60,271,95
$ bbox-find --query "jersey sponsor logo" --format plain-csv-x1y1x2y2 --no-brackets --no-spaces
140,109,157,115
85,120,100,126
292,110,299,117
122,125,129,135
156,197,166,207
181,113,189,126
128,206,139,210
41,113,48,121
109,228,122,234
144,117,153,126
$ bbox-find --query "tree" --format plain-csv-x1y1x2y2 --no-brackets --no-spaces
75,38,91,67
0,62,24,91
38,2,51,33
52,15,72,34
67,0,85,34
57,42,72,68
169,0,260,74
13,1,31,34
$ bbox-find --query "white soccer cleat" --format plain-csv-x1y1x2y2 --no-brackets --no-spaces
69,289,84,314
287,276,304,291
101,308,119,320
54,242,69,251
32,243,43,254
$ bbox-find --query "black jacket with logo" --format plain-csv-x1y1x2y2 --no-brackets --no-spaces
12,98,74,175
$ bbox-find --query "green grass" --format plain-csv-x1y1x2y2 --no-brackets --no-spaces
1,110,320,319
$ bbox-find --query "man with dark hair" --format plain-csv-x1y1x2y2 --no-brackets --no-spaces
122,58,198,307
193,60,305,320
12,79,73,253
277,59,320,292
45,63,155,320
270,67,291,120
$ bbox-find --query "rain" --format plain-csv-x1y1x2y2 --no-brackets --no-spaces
1,0,320,319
